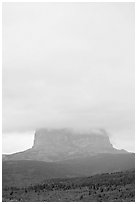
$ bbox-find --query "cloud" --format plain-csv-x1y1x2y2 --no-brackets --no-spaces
2,2,134,152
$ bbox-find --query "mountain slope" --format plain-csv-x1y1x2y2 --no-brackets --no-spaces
2,128,127,162
2,153,135,188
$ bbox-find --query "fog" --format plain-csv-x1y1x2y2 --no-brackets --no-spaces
2,2,135,153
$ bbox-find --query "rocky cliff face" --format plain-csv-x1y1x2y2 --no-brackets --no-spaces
33,128,113,152
3,128,127,162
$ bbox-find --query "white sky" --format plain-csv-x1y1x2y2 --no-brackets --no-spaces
2,2,135,153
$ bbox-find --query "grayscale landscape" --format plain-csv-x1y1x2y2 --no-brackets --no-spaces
2,128,135,201
2,2,135,202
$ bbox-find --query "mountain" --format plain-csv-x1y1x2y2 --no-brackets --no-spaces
2,128,127,162
2,128,134,189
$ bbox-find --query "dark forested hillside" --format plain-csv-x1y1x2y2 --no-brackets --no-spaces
2,169,135,202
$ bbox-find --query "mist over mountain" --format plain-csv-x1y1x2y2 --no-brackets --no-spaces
3,128,127,162
3,128,135,197
2,3,134,201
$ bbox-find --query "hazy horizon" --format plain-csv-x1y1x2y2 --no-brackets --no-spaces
2,128,135,155
2,2,135,154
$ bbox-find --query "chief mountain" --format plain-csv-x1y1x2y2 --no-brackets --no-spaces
3,128,129,161
2,128,134,183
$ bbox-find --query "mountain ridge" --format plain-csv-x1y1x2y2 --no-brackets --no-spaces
2,128,128,162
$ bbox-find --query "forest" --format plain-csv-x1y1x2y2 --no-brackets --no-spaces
2,169,135,202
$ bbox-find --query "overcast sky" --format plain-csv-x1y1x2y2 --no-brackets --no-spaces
2,2,134,153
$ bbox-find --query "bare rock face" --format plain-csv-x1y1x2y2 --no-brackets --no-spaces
33,128,113,153
3,128,127,162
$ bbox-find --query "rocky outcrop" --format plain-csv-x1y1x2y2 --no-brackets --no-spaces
3,128,127,162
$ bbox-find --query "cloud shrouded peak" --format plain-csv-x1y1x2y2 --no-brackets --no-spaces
2,2,134,153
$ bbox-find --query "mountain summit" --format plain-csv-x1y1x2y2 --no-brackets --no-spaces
3,128,127,162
